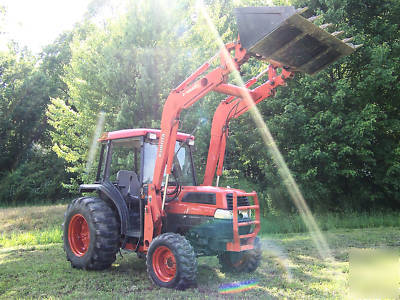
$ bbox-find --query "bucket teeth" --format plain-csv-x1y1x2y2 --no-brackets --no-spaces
331,30,344,37
342,37,354,43
308,15,322,22
320,23,333,29
346,43,362,49
235,6,358,74
296,7,308,14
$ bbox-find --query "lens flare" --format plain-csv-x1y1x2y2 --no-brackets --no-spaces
197,1,332,261
85,111,106,174
219,278,259,294
261,238,293,281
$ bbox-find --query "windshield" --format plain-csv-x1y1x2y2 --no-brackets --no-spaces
142,139,196,186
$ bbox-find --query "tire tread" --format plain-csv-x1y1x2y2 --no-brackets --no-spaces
63,196,120,270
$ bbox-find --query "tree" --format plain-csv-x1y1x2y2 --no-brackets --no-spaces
47,0,195,188
0,42,71,205
223,0,400,212
44,0,400,213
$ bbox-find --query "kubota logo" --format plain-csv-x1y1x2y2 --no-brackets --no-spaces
158,133,165,158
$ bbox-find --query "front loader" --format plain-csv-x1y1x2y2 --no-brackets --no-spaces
63,6,360,289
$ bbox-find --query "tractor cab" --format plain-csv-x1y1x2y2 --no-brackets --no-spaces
95,128,196,188
81,128,197,238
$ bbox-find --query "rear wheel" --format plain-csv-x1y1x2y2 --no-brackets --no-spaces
218,237,262,273
146,233,197,290
63,197,120,270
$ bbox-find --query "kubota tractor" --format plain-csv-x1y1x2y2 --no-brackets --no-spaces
63,6,360,289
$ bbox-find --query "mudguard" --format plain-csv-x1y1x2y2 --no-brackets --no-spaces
79,181,129,235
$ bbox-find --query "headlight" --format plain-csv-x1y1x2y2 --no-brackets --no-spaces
147,132,157,140
214,209,233,219
239,210,250,219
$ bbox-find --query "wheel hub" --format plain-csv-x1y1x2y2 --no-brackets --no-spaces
68,214,90,257
152,246,177,282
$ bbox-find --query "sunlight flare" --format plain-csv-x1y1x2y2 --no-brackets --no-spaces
85,111,106,174
198,0,333,260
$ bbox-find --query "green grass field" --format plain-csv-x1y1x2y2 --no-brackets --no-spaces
0,204,399,299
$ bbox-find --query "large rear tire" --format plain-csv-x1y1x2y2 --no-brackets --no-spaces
63,197,120,270
146,233,197,290
218,237,262,273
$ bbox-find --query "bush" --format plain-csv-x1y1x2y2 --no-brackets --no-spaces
0,145,71,206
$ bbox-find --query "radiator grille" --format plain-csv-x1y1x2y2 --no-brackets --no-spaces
226,193,250,210
182,192,216,205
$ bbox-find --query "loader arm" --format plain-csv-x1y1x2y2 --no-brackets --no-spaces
143,5,360,249
202,64,294,186
144,41,252,246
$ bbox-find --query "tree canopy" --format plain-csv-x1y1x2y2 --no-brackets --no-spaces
0,0,399,212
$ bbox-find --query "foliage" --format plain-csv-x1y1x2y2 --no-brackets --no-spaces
46,0,195,188
0,145,69,206
0,42,70,205
1,0,399,212
221,0,400,212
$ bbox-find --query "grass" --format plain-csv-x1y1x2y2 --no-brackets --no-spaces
0,204,66,234
1,203,398,247
260,211,400,234
0,227,62,248
0,204,66,248
0,204,399,298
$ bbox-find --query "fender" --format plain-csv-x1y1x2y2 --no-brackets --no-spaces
79,181,129,235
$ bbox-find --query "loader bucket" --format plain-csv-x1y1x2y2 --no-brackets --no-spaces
235,6,355,75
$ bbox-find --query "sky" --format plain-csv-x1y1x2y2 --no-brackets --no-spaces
0,0,92,53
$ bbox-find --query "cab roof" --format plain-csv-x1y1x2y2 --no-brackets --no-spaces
99,128,194,141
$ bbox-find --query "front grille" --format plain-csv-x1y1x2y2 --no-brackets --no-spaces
182,192,216,205
226,193,250,210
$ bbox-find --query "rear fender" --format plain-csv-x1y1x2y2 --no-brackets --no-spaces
79,181,129,235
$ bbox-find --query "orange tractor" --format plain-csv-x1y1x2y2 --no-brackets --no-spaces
63,6,359,289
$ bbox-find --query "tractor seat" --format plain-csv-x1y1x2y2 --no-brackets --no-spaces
116,170,140,199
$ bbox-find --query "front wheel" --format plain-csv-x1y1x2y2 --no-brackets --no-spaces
218,237,262,273
146,233,197,290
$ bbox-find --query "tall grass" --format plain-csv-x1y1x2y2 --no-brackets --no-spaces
0,204,65,247
0,227,62,247
1,204,399,247
260,211,400,234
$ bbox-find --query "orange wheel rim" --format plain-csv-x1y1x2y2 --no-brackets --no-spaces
152,246,177,282
68,214,90,257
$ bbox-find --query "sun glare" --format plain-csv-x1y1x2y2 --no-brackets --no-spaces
0,0,91,52
197,0,333,261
